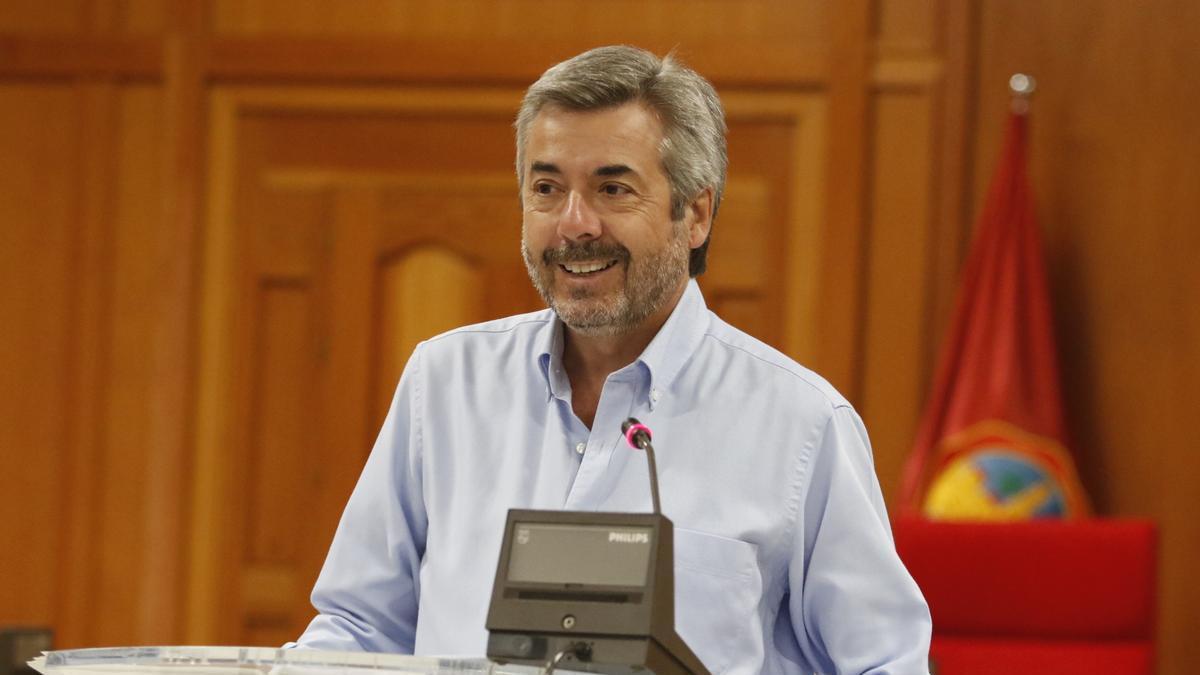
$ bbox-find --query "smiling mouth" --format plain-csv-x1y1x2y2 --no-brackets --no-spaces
560,259,619,275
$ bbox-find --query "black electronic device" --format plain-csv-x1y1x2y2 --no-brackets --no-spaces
0,627,51,675
485,419,710,675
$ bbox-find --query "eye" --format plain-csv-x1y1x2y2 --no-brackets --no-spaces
532,182,556,195
601,183,631,196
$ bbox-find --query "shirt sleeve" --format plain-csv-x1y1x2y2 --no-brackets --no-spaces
290,347,429,653
790,405,932,674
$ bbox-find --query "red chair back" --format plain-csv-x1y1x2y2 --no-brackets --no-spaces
893,517,1157,675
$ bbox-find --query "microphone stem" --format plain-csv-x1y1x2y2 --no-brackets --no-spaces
641,439,663,515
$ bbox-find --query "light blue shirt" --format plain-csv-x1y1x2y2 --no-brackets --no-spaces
295,280,931,674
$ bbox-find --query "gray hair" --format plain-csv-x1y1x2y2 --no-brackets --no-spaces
515,45,727,276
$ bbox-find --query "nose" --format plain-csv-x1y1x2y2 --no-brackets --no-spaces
557,191,602,241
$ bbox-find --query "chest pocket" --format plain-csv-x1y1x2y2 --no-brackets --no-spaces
673,528,764,675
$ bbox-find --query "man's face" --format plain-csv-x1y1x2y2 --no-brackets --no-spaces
520,102,709,336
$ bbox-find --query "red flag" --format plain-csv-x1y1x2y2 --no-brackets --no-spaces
899,109,1089,519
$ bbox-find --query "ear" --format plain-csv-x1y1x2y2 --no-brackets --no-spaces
684,187,714,249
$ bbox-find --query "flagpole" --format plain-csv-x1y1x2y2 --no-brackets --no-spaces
1009,73,1036,115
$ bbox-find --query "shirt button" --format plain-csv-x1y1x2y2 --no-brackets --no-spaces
650,389,661,403
575,442,586,455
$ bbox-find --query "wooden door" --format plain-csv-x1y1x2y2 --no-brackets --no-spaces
189,86,825,645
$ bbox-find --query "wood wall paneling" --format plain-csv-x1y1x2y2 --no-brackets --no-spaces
57,83,118,649
187,87,242,646
928,0,976,369
860,91,937,502
875,0,938,55
709,93,827,362
93,83,169,648
0,0,170,33
141,8,207,645
200,0,833,87
0,83,78,631
0,76,177,648
207,0,828,42
815,0,872,399
0,2,80,32
0,36,163,79
246,283,313,566
703,177,772,342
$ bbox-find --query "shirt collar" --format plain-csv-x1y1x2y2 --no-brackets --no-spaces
535,279,710,408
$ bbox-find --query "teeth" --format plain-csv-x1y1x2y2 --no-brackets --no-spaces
563,260,615,274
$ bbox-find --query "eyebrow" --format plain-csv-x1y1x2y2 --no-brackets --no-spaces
528,162,638,179
595,164,635,178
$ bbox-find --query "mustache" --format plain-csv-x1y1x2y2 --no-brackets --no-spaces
542,241,630,266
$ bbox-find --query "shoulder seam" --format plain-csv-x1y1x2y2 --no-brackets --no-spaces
422,316,552,345
700,332,840,407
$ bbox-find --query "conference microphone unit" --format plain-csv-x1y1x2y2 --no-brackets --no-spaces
485,418,710,675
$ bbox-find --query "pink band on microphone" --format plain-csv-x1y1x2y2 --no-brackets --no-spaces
624,423,652,449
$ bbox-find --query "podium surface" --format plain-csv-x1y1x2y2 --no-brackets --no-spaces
32,647,588,675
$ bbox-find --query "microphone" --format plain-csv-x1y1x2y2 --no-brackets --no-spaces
622,417,662,516
486,417,712,674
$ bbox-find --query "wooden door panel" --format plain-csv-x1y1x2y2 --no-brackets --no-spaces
375,246,486,426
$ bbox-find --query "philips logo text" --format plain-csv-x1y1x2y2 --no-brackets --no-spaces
608,531,650,544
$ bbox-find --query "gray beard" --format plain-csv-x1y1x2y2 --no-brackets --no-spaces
522,224,690,337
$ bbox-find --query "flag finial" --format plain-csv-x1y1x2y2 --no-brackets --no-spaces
1009,73,1037,114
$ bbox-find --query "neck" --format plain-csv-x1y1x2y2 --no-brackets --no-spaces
561,282,687,430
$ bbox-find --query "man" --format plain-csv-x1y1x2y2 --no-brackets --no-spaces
294,46,931,674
